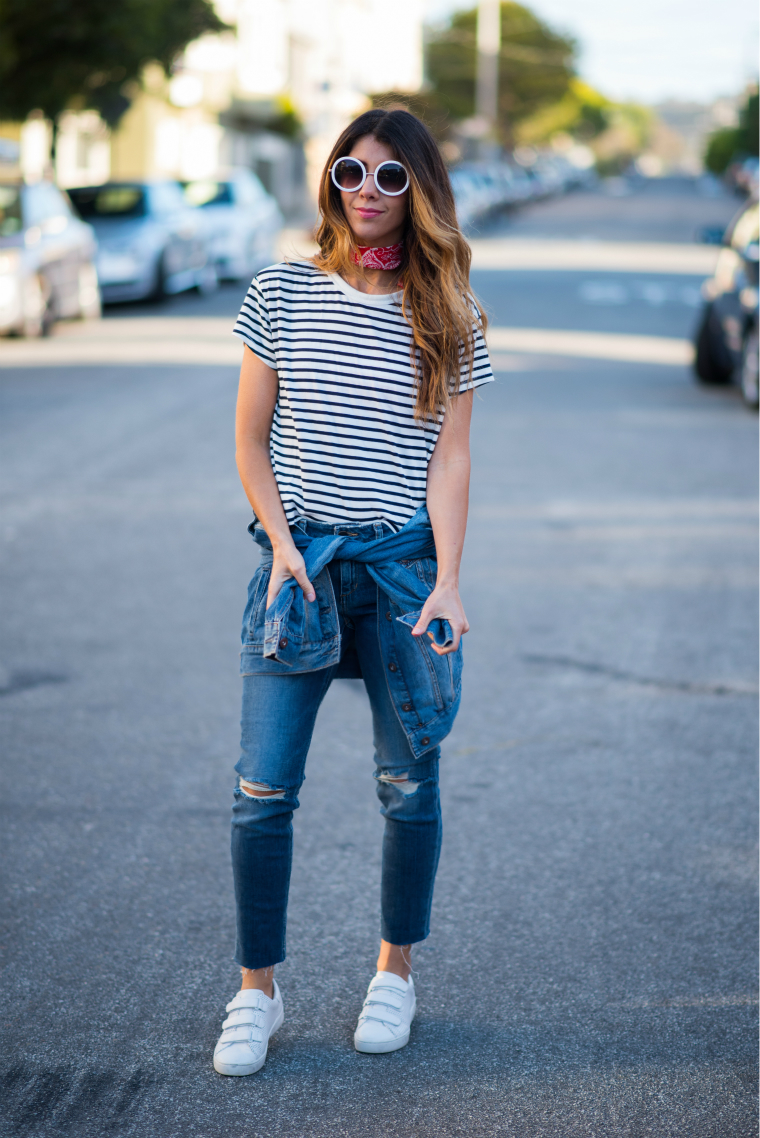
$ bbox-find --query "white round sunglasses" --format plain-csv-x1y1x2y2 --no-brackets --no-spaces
330,156,410,197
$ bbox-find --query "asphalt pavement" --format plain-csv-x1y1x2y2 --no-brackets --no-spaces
1,177,757,1137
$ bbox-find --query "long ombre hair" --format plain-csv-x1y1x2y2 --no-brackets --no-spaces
313,108,486,421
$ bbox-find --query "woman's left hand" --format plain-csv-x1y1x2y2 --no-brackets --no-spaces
411,582,469,655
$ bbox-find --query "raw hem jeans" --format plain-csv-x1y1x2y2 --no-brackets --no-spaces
231,520,442,971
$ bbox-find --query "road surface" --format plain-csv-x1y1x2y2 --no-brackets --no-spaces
1,176,756,1136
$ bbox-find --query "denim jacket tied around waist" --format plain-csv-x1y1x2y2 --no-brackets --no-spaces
240,506,462,758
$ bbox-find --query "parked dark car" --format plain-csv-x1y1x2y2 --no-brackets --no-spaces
68,181,214,304
0,180,100,337
694,200,759,409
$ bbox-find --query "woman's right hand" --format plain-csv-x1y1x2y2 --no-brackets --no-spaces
266,541,316,610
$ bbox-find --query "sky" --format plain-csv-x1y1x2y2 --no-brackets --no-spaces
424,0,759,105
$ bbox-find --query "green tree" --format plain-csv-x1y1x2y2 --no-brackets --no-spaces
740,91,759,157
515,78,609,144
0,0,227,129
704,128,743,175
703,90,759,175
426,2,576,144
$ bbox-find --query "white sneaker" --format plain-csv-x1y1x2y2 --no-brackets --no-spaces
354,971,416,1054
213,982,284,1076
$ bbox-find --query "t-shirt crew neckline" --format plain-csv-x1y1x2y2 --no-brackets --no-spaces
327,271,402,306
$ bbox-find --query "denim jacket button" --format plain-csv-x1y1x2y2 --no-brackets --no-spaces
279,637,288,649
385,611,391,620
388,662,398,673
420,737,430,747
402,702,412,712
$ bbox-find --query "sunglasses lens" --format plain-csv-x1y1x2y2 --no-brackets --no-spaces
333,158,364,191
376,163,408,194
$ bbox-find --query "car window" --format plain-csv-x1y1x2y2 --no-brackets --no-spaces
150,182,186,214
24,182,72,227
68,185,146,220
183,180,234,208
235,174,266,206
0,184,23,236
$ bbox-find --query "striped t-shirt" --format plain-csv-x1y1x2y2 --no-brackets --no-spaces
233,261,494,529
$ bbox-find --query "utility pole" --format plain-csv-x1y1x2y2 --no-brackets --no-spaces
476,0,501,151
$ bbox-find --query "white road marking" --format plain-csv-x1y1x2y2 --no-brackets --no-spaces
0,318,695,367
487,326,693,365
469,238,720,275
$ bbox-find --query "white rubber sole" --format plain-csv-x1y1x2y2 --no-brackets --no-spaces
354,997,416,1054
354,1029,410,1054
213,1006,284,1076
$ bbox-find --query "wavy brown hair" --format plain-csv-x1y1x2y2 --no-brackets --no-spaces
313,108,486,420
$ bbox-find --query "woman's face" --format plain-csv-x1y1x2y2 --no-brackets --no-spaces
339,135,408,248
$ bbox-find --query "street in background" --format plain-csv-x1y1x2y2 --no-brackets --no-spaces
1,175,755,1136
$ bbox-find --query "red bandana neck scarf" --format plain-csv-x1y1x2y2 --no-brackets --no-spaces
352,241,404,270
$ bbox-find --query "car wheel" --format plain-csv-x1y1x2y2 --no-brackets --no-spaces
694,305,732,384
78,262,101,320
195,263,218,295
149,255,167,302
739,327,759,409
19,274,51,338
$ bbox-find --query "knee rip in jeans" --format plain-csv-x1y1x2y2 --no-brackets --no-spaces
376,772,420,797
239,778,287,801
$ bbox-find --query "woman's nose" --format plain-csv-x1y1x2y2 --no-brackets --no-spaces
358,173,380,200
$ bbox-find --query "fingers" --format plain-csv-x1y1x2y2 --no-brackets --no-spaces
266,570,289,610
427,622,466,655
267,562,315,610
413,600,468,655
411,601,433,638
292,564,316,603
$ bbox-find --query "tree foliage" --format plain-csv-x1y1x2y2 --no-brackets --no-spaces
515,78,609,144
704,92,759,175
426,2,576,142
0,0,227,127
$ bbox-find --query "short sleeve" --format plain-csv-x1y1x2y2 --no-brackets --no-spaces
233,276,277,368
456,317,494,394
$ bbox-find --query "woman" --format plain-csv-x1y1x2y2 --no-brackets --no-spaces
214,108,493,1076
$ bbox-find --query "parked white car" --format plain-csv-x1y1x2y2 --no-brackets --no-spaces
182,169,283,282
68,181,214,304
0,180,100,337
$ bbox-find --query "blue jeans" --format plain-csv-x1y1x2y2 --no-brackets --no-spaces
231,520,443,970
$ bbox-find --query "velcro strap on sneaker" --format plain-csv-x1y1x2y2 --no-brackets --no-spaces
226,991,269,1012
366,987,404,1009
219,1024,264,1044
222,1009,264,1030
359,1008,403,1027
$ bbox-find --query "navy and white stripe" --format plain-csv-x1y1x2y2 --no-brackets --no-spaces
233,261,493,529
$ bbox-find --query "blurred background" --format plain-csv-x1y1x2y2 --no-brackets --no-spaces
0,0,758,205
1,4,758,1135
0,0,758,397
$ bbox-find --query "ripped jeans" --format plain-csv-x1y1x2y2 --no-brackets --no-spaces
232,548,442,971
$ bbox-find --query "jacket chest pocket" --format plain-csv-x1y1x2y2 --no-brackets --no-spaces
400,556,437,593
